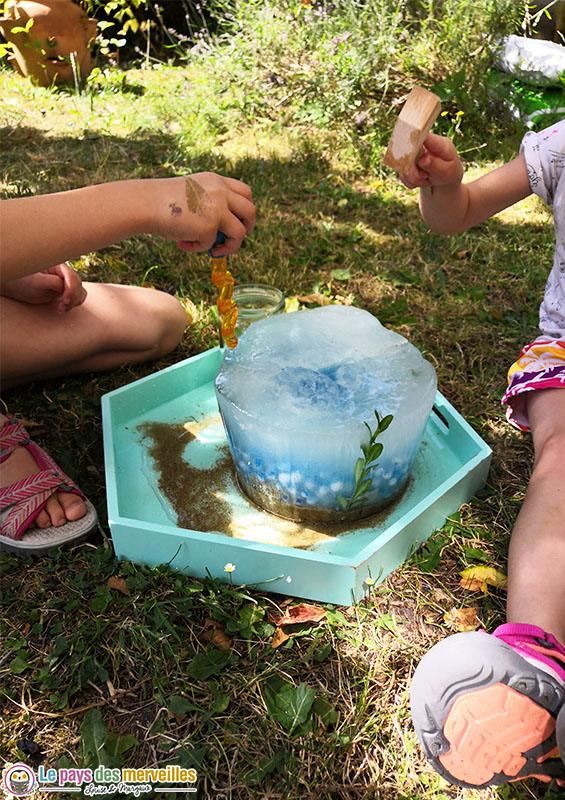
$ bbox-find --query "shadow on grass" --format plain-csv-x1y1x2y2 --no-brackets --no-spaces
1,122,551,511
1,539,557,800
0,122,557,800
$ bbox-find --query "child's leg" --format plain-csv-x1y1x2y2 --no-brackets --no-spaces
0,282,188,389
410,385,565,789
1,283,187,529
507,387,565,644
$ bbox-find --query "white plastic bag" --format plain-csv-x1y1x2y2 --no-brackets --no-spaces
496,34,565,85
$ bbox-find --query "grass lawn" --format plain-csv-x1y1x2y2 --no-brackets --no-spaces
0,52,559,800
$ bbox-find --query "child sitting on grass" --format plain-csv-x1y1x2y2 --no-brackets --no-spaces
0,171,255,556
398,121,565,789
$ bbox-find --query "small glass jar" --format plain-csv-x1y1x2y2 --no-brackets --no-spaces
232,284,285,335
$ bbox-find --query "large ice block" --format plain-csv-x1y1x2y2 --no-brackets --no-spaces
214,306,437,523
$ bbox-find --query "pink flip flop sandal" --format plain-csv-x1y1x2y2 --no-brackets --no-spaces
0,418,98,556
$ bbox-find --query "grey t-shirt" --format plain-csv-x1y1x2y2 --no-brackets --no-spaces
521,120,565,338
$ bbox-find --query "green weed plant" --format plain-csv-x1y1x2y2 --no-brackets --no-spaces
338,410,393,511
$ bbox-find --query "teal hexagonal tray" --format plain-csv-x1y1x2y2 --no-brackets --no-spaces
101,347,491,605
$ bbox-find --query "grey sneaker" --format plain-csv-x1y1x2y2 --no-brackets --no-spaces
410,624,565,789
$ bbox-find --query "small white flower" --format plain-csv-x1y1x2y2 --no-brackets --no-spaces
365,577,375,586
224,563,236,573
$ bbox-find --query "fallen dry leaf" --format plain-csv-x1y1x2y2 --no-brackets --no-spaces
459,566,507,593
202,619,232,652
296,293,332,306
271,627,291,649
268,603,327,627
107,576,130,595
431,588,451,604
444,605,481,632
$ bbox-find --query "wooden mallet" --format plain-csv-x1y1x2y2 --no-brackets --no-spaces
383,86,441,173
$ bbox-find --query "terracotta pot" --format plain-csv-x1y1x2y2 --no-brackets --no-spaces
0,0,98,87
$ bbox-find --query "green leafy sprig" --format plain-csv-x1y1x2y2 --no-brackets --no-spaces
338,410,393,512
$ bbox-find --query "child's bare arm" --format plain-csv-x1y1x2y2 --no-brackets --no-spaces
0,172,255,281
398,133,531,234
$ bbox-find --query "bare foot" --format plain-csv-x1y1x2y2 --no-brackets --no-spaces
0,414,86,528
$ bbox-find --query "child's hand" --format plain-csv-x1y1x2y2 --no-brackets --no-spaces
52,263,88,313
398,133,464,190
152,172,255,255
0,263,87,314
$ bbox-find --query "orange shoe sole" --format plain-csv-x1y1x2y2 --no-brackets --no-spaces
411,632,565,789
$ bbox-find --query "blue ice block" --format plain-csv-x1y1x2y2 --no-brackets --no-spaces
214,306,437,523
